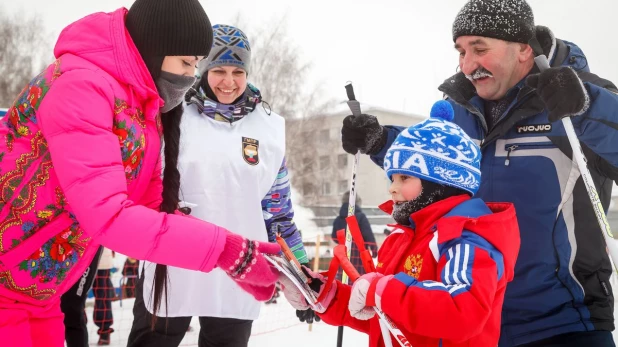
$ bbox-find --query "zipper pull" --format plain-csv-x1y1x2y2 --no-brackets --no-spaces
505,145,518,166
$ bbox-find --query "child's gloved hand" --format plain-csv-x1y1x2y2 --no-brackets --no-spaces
348,273,393,320
279,265,335,314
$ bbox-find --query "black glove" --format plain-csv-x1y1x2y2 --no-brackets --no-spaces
296,308,322,324
341,114,388,155
526,67,590,122
294,265,324,324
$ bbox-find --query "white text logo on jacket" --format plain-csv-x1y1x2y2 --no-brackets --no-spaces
516,124,552,134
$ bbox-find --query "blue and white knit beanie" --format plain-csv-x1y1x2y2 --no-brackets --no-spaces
200,24,251,76
384,100,481,195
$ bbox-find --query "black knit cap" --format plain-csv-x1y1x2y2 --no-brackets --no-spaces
125,0,214,80
452,0,535,44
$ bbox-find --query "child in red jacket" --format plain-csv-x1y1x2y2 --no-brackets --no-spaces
280,100,520,347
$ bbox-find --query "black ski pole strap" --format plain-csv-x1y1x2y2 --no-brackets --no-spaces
345,82,362,116
529,36,551,71
345,83,356,101
529,36,544,58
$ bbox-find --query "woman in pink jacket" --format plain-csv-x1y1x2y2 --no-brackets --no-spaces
0,0,280,346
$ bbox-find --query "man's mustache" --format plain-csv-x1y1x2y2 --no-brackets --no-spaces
465,67,493,81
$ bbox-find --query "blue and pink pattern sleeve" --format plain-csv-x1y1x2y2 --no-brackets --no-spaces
262,158,308,264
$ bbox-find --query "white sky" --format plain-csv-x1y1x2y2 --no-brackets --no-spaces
2,0,617,116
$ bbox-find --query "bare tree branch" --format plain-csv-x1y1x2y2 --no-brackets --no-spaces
228,14,336,204
231,14,330,119
0,7,53,106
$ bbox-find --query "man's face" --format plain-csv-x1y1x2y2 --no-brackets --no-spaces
455,36,529,101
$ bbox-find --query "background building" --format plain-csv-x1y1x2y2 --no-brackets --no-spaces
286,102,425,230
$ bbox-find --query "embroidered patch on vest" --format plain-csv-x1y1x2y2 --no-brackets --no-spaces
516,124,552,134
242,137,259,165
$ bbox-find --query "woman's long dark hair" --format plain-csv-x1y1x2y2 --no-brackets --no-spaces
151,103,183,327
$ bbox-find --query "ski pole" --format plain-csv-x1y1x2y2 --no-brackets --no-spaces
341,82,361,285
333,237,412,347
531,45,618,272
336,82,363,347
337,82,394,347
338,82,395,347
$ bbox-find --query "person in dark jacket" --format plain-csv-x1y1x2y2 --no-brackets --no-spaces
121,257,139,299
331,191,378,281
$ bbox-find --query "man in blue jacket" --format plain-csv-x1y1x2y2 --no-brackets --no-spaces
340,0,618,346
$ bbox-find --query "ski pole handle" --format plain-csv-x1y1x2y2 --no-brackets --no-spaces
532,52,618,272
333,244,360,282
346,83,362,117
345,215,377,273
533,55,551,71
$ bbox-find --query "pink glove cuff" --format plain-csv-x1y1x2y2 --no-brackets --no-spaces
216,232,280,285
236,281,276,302
374,275,394,310
217,233,254,278
316,280,337,313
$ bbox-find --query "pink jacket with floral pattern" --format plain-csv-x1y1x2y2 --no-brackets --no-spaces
0,8,227,307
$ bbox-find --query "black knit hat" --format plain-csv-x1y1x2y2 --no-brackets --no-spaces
126,0,214,80
452,0,535,44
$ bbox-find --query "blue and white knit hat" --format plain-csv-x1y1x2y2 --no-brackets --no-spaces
384,100,481,195
201,24,251,75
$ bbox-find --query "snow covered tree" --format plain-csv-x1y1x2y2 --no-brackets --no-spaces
232,14,336,205
0,7,53,107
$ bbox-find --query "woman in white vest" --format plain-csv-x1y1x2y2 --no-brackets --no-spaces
127,24,308,347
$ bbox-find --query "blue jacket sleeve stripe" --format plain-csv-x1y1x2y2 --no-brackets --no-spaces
441,231,504,281
391,243,474,298
393,273,471,297
443,243,474,289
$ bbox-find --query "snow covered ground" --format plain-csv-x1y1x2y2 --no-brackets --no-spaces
80,296,368,346
77,275,618,346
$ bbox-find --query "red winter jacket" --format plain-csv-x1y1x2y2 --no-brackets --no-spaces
318,195,520,347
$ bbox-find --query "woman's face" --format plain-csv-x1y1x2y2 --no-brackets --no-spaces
207,66,248,104
161,56,203,76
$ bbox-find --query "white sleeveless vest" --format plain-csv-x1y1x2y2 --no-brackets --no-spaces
142,101,286,319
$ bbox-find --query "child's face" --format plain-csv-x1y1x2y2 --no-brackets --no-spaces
389,174,422,204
